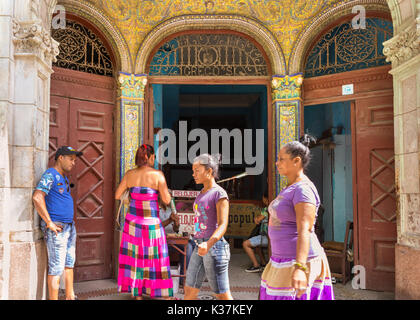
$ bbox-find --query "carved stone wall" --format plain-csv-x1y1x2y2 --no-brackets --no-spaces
0,0,59,300
383,23,420,66
383,0,420,300
0,0,15,300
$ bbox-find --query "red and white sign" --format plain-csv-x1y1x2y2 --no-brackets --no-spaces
171,190,200,198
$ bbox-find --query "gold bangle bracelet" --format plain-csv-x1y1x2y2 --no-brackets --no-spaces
293,262,308,273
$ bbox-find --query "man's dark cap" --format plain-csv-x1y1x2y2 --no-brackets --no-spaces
55,146,83,160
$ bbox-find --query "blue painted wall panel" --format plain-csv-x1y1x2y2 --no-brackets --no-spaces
304,101,353,242
152,84,163,170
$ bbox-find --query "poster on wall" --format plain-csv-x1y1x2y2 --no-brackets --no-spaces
225,201,264,238
175,200,195,235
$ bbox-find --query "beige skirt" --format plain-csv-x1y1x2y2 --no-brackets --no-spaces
259,253,334,300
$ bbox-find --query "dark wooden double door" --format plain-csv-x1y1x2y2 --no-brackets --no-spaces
49,67,115,282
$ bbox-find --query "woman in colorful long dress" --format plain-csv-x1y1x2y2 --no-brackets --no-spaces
260,135,334,300
115,144,174,300
184,154,233,300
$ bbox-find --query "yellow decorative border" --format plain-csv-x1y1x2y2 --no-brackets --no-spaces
118,72,148,178
271,74,303,195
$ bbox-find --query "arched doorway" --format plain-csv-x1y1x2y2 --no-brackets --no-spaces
132,15,288,203
302,13,396,291
142,29,273,244
50,14,116,282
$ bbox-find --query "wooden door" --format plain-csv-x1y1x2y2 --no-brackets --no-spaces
49,67,115,281
49,95,69,159
355,94,396,291
68,99,114,281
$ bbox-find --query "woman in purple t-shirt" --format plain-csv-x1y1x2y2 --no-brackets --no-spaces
184,154,233,300
259,135,334,300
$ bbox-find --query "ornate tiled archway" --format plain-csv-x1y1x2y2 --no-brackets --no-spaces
134,15,286,75
57,0,132,72
289,0,391,74
126,16,289,200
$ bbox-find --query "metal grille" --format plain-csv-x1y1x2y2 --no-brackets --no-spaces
52,20,113,77
149,34,268,76
305,18,393,78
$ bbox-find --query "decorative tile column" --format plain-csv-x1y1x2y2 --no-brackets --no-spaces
271,73,303,196
383,21,420,299
117,73,147,179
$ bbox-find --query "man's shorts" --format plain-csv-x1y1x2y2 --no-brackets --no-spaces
248,235,268,247
40,220,76,276
186,237,230,294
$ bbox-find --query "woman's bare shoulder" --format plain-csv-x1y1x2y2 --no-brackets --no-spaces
125,168,144,176
150,168,165,179
128,167,163,178
122,168,134,177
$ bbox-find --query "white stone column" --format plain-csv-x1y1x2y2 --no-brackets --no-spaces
384,6,420,299
0,0,58,299
0,0,15,301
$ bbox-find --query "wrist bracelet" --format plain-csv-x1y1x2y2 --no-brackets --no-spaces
293,261,308,273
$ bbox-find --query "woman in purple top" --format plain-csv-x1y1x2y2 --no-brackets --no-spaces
184,154,233,300
259,135,334,300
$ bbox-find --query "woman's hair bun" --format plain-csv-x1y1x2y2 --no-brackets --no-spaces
211,153,222,165
284,133,316,171
193,153,221,179
135,143,155,167
299,134,316,148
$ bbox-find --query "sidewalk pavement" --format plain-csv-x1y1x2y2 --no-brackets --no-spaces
71,249,394,300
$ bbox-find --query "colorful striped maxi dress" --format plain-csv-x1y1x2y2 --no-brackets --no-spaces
118,187,173,298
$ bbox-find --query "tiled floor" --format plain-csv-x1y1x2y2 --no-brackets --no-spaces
72,250,394,300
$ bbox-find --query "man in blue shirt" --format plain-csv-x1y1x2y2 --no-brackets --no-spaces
33,146,82,300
